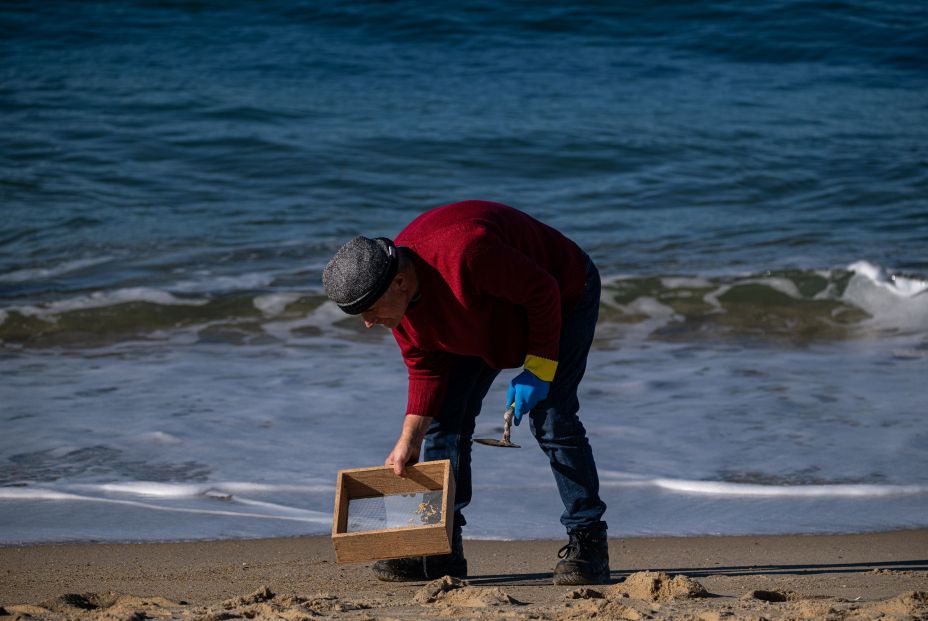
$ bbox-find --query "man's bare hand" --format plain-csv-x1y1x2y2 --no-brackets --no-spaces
385,414,432,477
385,437,419,477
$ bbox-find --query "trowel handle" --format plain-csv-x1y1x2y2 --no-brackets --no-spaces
502,405,515,444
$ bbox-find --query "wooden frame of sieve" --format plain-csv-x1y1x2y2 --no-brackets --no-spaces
331,459,455,564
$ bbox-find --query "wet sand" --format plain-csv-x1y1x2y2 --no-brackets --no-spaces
2,529,927,619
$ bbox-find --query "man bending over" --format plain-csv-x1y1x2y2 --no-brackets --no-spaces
322,200,609,585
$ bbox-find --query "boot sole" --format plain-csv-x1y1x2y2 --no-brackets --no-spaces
552,570,611,586
372,567,426,582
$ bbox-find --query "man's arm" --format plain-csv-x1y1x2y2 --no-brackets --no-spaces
388,337,450,476
385,413,432,477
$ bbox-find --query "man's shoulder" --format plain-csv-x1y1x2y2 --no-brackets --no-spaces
396,200,517,236
396,200,508,247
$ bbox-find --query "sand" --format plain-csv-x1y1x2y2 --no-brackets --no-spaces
1,529,927,620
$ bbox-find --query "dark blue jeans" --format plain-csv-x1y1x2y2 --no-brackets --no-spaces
422,257,607,535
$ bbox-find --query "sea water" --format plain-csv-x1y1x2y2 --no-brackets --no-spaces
1,1,926,543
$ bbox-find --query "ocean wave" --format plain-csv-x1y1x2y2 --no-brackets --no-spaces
476,474,928,498
23,473,924,499
0,289,328,347
0,483,334,524
0,488,332,525
254,292,303,317
648,479,928,498
7,477,919,512
6,287,209,319
1,262,925,348
85,481,335,497
0,257,113,283
172,272,277,294
592,472,928,498
844,261,928,334
600,260,927,343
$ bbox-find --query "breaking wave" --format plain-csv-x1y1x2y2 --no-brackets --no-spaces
0,261,924,348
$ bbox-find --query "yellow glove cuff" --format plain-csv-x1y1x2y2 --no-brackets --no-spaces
524,355,558,382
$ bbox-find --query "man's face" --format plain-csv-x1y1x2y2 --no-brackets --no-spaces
361,279,408,329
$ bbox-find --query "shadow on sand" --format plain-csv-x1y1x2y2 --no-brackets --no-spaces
464,559,928,587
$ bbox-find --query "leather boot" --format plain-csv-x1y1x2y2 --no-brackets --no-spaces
552,527,610,585
372,528,466,582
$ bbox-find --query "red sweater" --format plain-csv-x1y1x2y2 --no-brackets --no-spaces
392,201,588,417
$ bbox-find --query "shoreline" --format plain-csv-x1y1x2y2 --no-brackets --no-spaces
2,529,926,619
3,524,926,548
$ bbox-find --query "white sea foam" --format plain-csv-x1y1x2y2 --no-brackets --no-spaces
471,476,928,498
254,292,301,317
173,272,276,293
85,481,335,498
649,478,928,498
0,257,112,282
661,277,711,289
609,296,679,338
844,261,928,333
0,488,77,501
745,277,801,299
623,264,928,337
260,299,358,341
131,431,184,445
847,261,928,297
702,285,730,313
0,487,331,524
217,482,336,494
620,297,677,319
305,300,352,328
3,287,209,321
95,482,206,497
593,470,928,497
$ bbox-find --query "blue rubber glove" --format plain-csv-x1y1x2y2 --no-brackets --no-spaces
506,370,550,425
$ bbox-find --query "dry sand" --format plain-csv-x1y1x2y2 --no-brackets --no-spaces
1,529,927,620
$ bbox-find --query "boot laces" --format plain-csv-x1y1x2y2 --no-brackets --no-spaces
557,530,597,560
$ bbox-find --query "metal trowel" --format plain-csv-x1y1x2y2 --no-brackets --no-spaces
473,405,521,448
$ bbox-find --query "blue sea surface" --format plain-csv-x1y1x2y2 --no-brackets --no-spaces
0,1,926,543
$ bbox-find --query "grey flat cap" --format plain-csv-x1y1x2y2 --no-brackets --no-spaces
322,236,398,315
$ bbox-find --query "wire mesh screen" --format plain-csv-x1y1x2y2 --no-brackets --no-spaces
347,490,444,532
